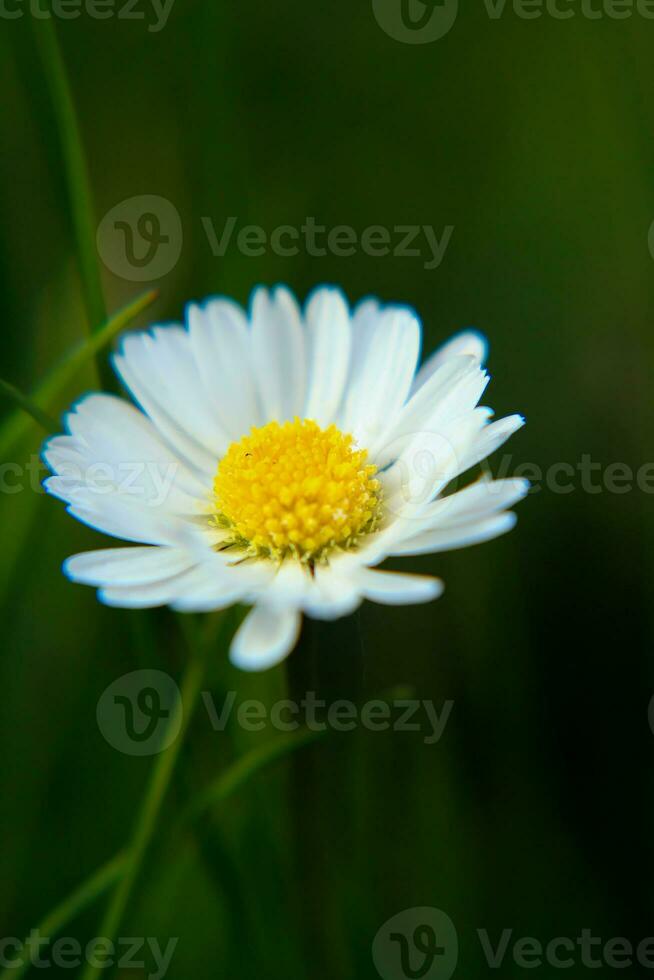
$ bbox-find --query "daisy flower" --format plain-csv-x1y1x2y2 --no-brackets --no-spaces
43,286,527,671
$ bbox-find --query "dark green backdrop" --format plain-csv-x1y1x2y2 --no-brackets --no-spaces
1,1,653,977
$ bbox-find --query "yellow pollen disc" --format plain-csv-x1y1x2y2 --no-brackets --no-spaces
213,418,382,562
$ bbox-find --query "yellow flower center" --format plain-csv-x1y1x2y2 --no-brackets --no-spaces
213,419,381,562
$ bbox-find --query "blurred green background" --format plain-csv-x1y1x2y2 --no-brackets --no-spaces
1,1,654,977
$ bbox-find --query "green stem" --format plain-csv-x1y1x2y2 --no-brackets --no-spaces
33,12,106,337
0,289,157,457
78,623,208,980
0,379,59,435
0,725,320,980
180,728,323,823
0,853,126,980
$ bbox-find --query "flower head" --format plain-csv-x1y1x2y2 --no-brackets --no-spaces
43,285,527,670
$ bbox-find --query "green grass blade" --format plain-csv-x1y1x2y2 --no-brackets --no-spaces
0,380,59,435
181,729,324,823
180,688,412,824
0,290,157,456
33,13,106,338
2,727,321,974
0,852,127,980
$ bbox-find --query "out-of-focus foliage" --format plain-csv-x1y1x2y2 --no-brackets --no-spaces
1,3,653,977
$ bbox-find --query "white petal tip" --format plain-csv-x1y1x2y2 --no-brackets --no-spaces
360,569,445,606
62,556,82,582
229,605,301,672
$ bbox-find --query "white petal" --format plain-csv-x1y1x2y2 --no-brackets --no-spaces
43,394,209,516
378,473,527,560
229,604,301,671
258,556,363,620
414,477,529,528
171,558,275,612
64,546,195,586
261,560,313,608
251,286,305,421
340,307,421,452
113,330,222,477
98,562,224,609
378,404,503,521
303,288,352,425
374,357,488,471
390,512,517,556
303,563,363,621
412,329,487,393
458,414,526,472
187,298,261,440
344,298,380,389
356,568,443,605
50,491,186,546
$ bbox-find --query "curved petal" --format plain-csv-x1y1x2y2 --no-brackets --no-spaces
373,357,488,471
412,329,487,394
302,563,363,621
229,604,302,671
390,512,518,557
378,405,498,520
251,286,306,422
43,394,210,515
340,306,421,452
97,558,252,610
187,298,261,440
346,298,381,386
413,477,529,527
113,329,224,477
64,546,196,586
356,568,443,605
43,394,212,546
98,564,210,608
303,287,352,426
47,490,188,546
171,558,276,612
458,414,526,472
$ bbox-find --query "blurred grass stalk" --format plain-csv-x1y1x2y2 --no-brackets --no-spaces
0,8,146,606
79,616,211,980
0,726,322,980
31,5,109,385
0,289,157,458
